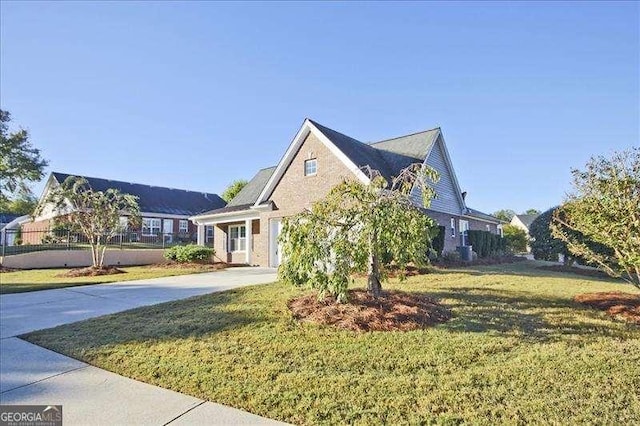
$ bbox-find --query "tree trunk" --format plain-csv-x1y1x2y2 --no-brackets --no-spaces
367,252,382,298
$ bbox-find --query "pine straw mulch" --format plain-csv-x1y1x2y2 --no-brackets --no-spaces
0,265,18,273
575,292,640,324
57,266,126,278
538,264,612,279
288,289,452,332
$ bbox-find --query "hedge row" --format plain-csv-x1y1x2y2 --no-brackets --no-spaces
467,230,506,258
164,244,215,263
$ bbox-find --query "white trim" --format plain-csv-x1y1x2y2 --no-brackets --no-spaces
190,210,260,225
254,119,369,206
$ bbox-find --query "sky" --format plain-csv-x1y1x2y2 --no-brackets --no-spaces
1,1,638,214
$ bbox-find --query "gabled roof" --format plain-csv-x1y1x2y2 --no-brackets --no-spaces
50,172,226,216
514,214,539,228
465,207,502,224
227,167,276,207
369,128,440,160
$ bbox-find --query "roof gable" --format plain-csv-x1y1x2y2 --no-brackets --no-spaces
422,135,466,215
50,172,226,216
227,166,276,207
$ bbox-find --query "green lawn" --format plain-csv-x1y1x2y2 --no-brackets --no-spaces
23,261,640,424
0,265,218,294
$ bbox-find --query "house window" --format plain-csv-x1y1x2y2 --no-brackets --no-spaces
486,224,491,232
205,225,214,244
304,159,317,176
142,218,161,236
498,224,503,237
229,225,246,252
450,218,456,238
179,220,189,233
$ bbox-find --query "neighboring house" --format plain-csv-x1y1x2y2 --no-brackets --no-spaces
510,213,539,252
23,172,226,245
510,214,539,235
191,118,501,266
1,213,29,246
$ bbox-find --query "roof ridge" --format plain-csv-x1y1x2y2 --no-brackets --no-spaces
52,172,219,196
369,127,440,145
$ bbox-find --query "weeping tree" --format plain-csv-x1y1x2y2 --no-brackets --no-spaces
279,164,439,302
551,148,639,288
36,176,140,269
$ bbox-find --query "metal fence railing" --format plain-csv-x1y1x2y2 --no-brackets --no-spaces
0,228,204,256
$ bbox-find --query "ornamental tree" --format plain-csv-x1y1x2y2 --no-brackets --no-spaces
278,164,439,302
551,148,639,288
502,224,528,253
37,176,141,269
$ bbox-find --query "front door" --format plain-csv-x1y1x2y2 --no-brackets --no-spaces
269,219,282,268
163,219,174,243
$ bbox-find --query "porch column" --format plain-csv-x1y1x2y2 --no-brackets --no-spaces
245,219,252,265
197,224,205,246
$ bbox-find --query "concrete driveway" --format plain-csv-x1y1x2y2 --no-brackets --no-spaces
0,267,285,425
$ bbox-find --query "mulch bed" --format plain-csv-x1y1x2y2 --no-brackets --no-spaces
575,292,640,324
288,289,452,332
0,265,18,273
57,266,126,278
538,264,612,279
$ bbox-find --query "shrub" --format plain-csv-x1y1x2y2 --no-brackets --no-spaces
431,226,446,257
441,250,461,263
503,224,528,253
164,244,214,263
467,230,505,258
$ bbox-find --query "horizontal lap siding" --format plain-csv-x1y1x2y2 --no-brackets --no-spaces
419,137,463,216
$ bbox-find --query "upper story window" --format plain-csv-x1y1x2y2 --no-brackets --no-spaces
304,159,317,176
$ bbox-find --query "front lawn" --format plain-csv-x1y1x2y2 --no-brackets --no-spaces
24,261,640,424
0,264,219,294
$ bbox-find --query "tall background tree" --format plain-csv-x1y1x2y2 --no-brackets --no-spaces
524,208,541,215
493,209,516,222
37,176,140,270
551,148,639,287
221,179,248,202
279,164,439,302
0,110,48,212
529,207,571,263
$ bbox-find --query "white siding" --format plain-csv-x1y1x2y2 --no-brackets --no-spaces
419,137,464,215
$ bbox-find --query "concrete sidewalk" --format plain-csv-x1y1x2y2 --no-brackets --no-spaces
0,268,285,425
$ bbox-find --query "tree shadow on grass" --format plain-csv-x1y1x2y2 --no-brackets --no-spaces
22,289,267,352
431,286,637,342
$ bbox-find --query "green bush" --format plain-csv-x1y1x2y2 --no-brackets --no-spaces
164,244,214,263
431,226,446,257
503,224,528,253
467,230,505,258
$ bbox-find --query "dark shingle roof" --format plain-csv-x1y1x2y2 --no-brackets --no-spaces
197,203,255,216
228,167,276,207
0,213,20,225
466,207,501,223
515,214,539,228
369,129,440,160
310,120,437,181
51,172,225,216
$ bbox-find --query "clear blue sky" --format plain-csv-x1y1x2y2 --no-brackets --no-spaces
1,1,638,214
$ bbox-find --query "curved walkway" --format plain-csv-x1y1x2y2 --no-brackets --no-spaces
0,267,286,425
